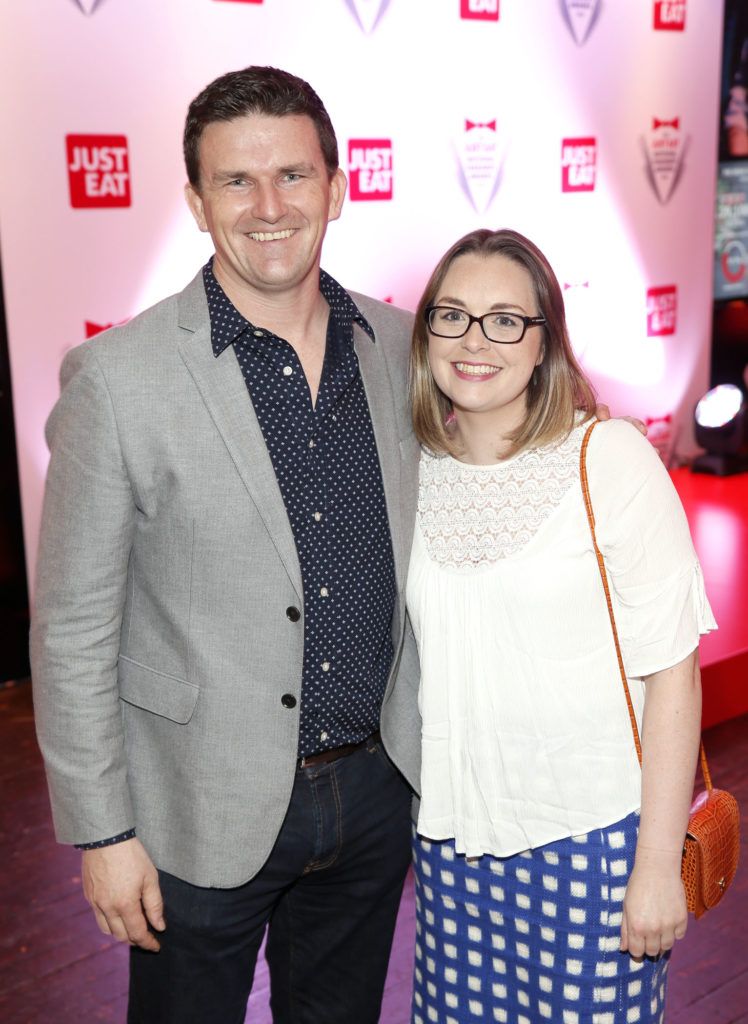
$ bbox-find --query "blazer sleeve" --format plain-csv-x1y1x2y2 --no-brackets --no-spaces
30,342,137,844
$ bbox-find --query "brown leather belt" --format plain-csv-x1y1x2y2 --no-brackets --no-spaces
298,731,380,769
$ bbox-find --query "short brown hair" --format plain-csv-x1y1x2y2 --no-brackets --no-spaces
183,66,339,188
409,228,596,459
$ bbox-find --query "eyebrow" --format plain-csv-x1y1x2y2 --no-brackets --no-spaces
436,296,529,314
210,170,248,184
278,162,319,176
211,162,319,184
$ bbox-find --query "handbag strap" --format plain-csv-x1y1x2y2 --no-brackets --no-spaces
579,419,711,789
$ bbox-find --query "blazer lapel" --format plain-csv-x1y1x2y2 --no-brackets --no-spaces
175,275,303,599
354,324,415,596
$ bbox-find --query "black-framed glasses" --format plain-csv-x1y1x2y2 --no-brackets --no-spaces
425,305,546,344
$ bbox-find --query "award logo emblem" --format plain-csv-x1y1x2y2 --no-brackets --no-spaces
646,285,677,336
455,119,505,213
67,135,131,208
344,0,391,34
559,0,602,46
641,117,688,204
460,0,499,21
561,137,597,192
72,0,106,12
348,139,393,201
653,2,685,31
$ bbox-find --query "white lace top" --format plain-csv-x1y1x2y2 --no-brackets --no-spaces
406,419,717,858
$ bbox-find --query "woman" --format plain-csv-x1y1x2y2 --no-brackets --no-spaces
406,228,716,1024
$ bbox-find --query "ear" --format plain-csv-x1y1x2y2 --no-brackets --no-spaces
184,182,209,233
327,168,347,223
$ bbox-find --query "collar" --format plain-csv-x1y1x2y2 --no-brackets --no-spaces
202,260,375,358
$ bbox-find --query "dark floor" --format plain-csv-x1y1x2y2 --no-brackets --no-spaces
1,680,746,1023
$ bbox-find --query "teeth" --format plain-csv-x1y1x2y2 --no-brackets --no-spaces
248,229,295,241
455,363,499,376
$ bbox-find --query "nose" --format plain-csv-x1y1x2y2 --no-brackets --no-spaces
251,181,286,223
461,320,491,353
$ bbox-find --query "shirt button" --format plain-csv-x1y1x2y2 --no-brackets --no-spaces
253,330,264,337
321,661,330,672
309,439,316,449
313,511,322,522
320,731,329,741
286,606,301,622
283,366,293,376
281,693,297,709
320,587,329,598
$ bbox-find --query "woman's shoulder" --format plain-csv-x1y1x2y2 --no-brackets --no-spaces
585,418,675,515
586,418,663,472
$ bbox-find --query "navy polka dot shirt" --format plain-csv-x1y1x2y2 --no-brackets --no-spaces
204,261,397,758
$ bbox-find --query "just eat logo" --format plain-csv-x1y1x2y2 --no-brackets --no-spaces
348,139,393,201
461,0,499,20
66,135,131,208
654,2,686,30
647,286,677,336
561,137,596,192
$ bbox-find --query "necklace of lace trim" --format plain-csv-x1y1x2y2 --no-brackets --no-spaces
418,426,586,570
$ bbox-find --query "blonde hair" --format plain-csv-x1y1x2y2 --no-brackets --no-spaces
409,228,596,458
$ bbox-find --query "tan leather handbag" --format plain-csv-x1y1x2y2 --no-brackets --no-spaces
580,420,740,918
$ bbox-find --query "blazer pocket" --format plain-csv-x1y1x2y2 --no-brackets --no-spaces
118,655,199,724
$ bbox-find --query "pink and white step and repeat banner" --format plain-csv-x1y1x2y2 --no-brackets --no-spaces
0,0,724,586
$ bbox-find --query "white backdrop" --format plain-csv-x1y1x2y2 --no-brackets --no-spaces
0,0,723,589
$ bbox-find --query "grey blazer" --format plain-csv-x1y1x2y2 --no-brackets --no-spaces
30,271,422,887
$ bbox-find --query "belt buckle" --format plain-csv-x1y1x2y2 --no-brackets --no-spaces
298,749,331,769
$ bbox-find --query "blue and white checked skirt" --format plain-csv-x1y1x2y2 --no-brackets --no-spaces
411,812,669,1024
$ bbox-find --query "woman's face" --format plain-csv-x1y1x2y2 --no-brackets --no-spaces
427,252,545,432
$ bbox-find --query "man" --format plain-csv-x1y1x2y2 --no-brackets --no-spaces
31,66,421,1023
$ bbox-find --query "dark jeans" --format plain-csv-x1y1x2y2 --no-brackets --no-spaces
128,736,412,1024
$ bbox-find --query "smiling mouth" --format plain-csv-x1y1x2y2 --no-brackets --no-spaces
453,362,501,377
247,229,296,242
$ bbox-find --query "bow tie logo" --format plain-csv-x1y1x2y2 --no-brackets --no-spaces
645,414,673,426
652,117,680,130
465,120,497,132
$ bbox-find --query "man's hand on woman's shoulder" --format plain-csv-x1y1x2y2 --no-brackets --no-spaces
594,403,647,436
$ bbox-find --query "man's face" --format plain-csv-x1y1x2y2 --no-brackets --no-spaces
185,113,346,302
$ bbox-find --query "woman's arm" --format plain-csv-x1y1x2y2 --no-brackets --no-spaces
621,650,702,957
